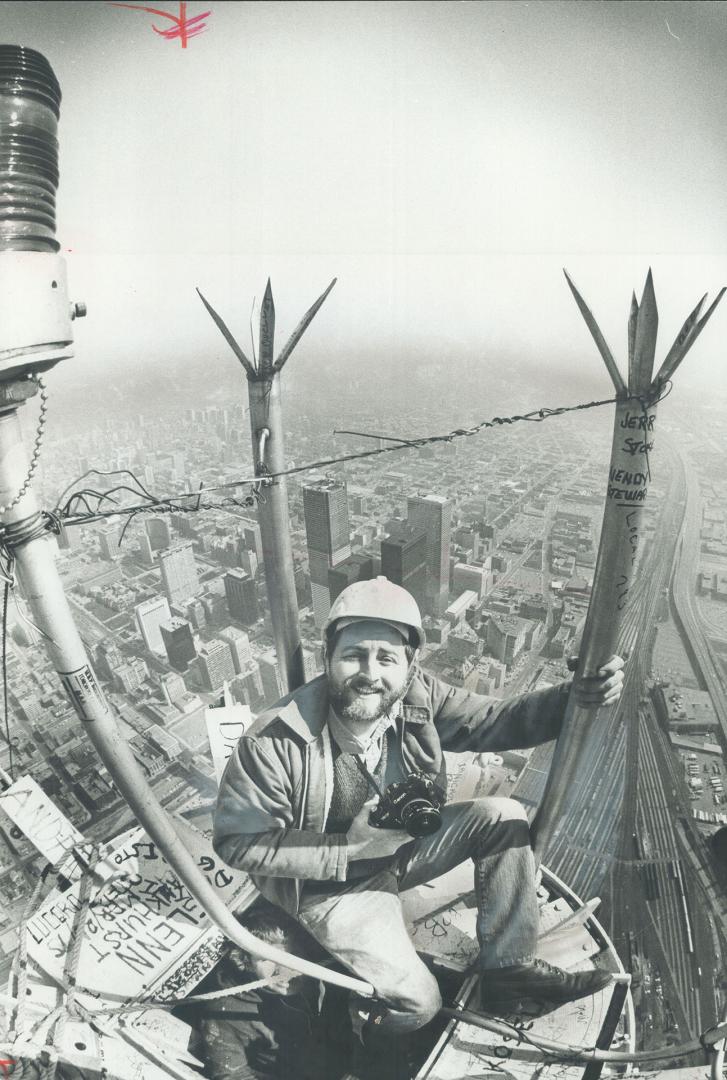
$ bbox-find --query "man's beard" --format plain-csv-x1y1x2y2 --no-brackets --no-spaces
328,679,406,725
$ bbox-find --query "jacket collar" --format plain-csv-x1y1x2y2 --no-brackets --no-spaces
275,674,330,743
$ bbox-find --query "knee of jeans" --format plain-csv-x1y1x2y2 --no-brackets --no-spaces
380,970,442,1031
471,796,528,826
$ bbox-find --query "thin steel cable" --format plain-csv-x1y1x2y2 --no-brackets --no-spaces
54,389,674,530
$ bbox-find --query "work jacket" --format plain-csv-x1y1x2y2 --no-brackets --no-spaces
213,669,570,914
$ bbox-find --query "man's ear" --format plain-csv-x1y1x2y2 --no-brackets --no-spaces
403,650,420,693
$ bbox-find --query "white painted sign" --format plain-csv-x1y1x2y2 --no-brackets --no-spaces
26,818,256,1004
0,774,90,869
205,693,251,784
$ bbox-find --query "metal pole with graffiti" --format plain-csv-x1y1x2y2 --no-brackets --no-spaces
531,269,725,857
197,277,336,695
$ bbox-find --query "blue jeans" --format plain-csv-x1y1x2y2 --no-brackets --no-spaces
296,797,538,1034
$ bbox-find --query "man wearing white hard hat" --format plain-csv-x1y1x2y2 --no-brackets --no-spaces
214,577,624,1077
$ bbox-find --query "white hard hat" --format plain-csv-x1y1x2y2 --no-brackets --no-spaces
325,576,425,649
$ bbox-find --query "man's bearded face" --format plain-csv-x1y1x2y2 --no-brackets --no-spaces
325,621,411,731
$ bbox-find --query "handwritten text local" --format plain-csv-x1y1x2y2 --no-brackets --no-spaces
26,824,252,1000
29,848,232,975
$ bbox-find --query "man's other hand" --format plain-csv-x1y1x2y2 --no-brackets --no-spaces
346,799,411,861
567,654,625,709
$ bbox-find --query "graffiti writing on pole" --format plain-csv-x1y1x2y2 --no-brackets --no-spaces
109,2,211,48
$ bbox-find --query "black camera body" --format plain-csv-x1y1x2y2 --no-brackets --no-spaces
369,773,447,838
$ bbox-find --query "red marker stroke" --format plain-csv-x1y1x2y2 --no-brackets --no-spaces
109,1,211,48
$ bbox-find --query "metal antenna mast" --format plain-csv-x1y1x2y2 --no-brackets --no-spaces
197,277,336,693
532,269,725,856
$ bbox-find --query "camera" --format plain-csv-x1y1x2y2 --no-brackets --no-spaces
369,773,447,838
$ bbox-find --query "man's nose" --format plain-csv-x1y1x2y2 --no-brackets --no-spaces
360,655,381,680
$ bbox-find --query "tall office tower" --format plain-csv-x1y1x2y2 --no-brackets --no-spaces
146,516,172,552
219,626,252,674
135,595,172,656
237,517,263,565
137,532,155,566
203,592,228,627
160,617,197,670
239,549,259,579
224,569,260,625
170,512,196,539
231,663,265,710
95,639,124,681
328,553,374,604
259,649,285,706
303,478,351,628
197,639,236,692
158,542,200,605
161,671,187,708
381,528,428,613
115,657,148,695
407,494,452,616
98,523,123,561
453,562,493,599
185,598,207,630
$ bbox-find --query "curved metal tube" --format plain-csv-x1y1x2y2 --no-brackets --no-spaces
439,1005,723,1065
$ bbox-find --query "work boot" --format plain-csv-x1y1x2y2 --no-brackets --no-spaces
480,957,612,1010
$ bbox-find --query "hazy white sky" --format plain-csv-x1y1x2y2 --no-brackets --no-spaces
3,0,726,400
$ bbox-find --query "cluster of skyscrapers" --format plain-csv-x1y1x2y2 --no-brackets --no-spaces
302,476,453,626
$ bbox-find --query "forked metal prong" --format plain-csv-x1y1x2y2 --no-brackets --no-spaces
196,288,256,378
259,279,276,376
631,269,658,394
274,278,337,372
563,269,627,396
654,288,725,386
652,292,706,385
627,292,638,372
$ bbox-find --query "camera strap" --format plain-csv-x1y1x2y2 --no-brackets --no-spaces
352,753,386,800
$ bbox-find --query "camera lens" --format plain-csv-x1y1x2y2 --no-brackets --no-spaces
400,799,442,837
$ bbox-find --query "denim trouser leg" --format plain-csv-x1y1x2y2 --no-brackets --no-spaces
396,795,539,969
295,797,539,1034
298,865,441,1034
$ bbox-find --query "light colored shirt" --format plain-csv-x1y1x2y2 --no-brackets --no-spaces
327,702,400,774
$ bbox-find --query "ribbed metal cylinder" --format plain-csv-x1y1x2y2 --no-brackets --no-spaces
0,45,61,252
